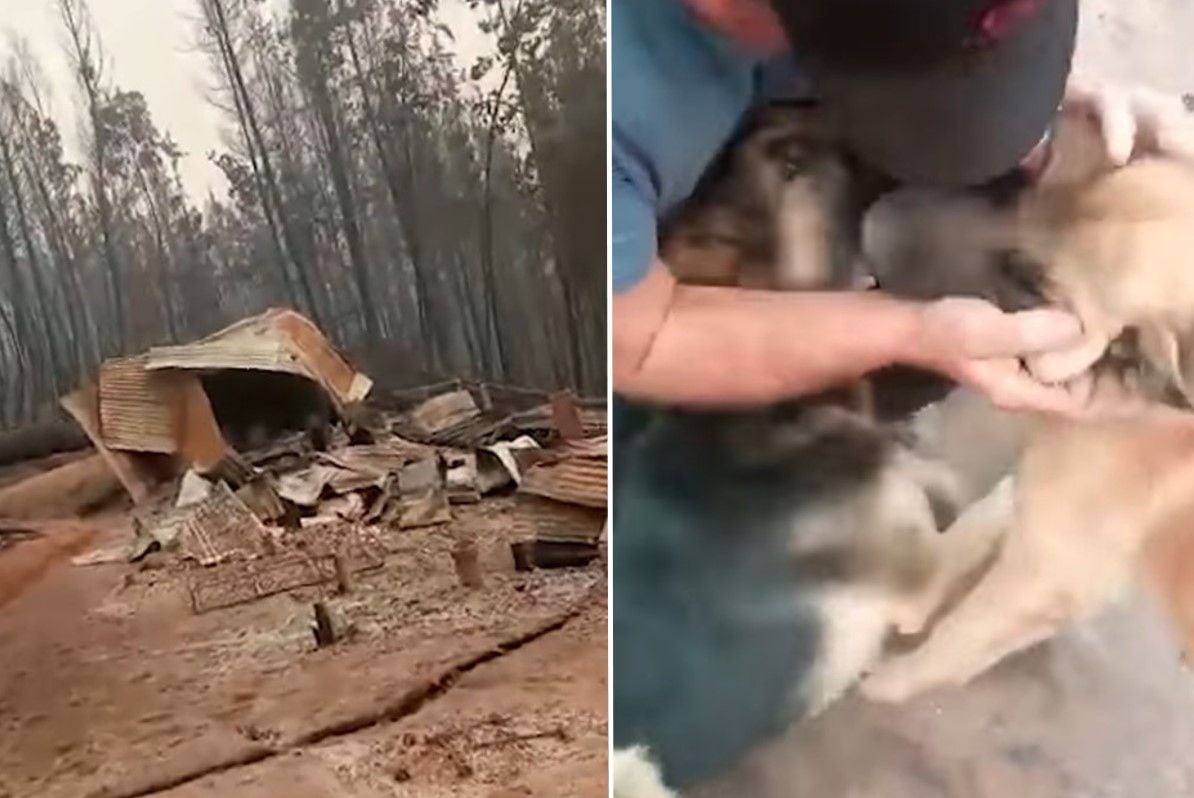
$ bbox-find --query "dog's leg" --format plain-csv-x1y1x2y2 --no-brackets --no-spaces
891,476,1014,636
860,535,1073,703
613,747,681,798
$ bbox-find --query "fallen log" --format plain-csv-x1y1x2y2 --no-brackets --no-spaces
0,453,123,520
0,420,90,467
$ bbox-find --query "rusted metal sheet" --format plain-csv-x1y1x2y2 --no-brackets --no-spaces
235,477,288,523
510,539,600,570
60,384,165,504
98,356,181,454
549,391,586,440
398,489,452,529
187,552,336,612
519,457,607,509
505,403,607,439
271,310,372,405
513,493,605,542
175,375,229,472
184,520,385,613
276,464,336,506
93,357,229,472
159,482,268,566
399,457,441,495
64,310,370,487
143,309,371,407
557,435,608,460
410,389,481,435
317,441,415,483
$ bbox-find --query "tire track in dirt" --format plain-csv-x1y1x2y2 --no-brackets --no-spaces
106,590,597,798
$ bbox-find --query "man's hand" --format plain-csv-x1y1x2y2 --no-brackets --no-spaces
910,297,1087,415
1064,78,1194,165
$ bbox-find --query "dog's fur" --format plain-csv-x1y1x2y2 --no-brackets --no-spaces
615,100,1194,795
859,105,1194,702
660,101,888,292
614,104,990,795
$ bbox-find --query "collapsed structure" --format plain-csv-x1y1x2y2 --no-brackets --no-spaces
48,308,607,616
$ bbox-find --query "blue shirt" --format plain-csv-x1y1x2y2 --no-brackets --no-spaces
611,0,810,293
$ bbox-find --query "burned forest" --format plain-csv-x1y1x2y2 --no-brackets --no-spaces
0,0,606,436
0,2,608,796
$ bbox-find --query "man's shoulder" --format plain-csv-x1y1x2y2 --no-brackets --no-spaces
612,0,761,109
612,0,808,103
612,0,779,210
610,0,810,292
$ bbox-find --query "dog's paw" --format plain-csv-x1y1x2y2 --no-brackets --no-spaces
613,746,680,798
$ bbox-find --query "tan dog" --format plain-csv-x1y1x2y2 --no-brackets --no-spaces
861,106,1194,702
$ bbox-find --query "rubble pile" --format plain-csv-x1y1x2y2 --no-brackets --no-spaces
53,310,608,616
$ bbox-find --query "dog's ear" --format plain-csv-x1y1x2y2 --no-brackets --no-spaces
1137,322,1194,407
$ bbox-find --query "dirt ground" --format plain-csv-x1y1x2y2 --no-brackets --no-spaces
0,457,607,798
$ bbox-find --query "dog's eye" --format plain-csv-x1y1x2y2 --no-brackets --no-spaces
781,155,810,180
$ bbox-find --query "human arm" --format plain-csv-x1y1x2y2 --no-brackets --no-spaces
613,258,1086,412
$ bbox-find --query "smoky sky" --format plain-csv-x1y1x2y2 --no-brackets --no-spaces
7,0,493,202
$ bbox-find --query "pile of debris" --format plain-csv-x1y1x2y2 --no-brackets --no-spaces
58,309,608,616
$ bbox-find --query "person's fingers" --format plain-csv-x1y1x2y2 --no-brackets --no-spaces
959,307,1084,359
961,358,1085,417
1008,308,1086,353
1023,330,1112,384
987,370,1086,417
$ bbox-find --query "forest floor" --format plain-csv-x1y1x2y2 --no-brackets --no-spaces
0,452,608,798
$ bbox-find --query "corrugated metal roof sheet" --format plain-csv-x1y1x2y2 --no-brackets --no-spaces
410,389,480,435
519,456,607,509
557,435,608,459
143,308,372,406
60,383,162,503
98,356,181,454
513,493,605,542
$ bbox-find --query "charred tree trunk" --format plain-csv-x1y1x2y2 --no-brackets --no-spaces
292,0,379,343
344,18,434,363
59,0,125,353
479,59,516,382
0,173,37,420
203,0,320,323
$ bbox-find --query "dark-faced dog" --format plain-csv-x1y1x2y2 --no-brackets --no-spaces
613,103,992,796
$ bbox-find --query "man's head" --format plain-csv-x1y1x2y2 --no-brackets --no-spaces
771,0,1079,186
